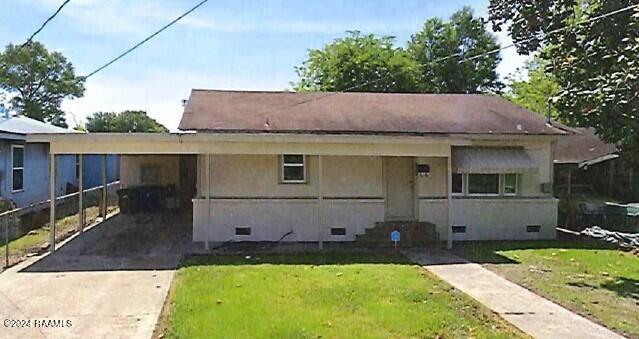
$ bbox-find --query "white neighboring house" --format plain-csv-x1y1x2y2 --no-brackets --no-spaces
29,90,570,248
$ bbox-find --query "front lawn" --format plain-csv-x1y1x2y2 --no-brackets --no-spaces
162,252,525,339
456,241,639,339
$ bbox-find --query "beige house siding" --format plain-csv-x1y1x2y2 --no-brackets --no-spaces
193,154,386,242
120,155,180,188
451,198,557,240
114,139,558,244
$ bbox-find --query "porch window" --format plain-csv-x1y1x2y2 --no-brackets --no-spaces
467,174,499,195
281,154,306,183
11,145,24,192
452,173,463,195
503,173,518,196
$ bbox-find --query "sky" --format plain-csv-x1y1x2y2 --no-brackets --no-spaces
0,0,529,131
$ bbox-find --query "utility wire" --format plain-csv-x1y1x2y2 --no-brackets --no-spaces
84,0,210,79
292,2,639,104
21,0,71,47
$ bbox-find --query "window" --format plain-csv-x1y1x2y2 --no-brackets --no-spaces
467,174,499,195
11,145,24,192
452,173,463,195
503,173,518,196
281,154,305,183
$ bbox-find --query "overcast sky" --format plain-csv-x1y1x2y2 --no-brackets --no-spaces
0,0,529,130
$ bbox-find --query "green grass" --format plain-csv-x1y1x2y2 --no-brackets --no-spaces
164,252,525,339
1,206,116,266
457,241,639,339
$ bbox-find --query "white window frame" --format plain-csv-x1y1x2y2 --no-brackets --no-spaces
466,173,501,197
281,154,306,184
502,173,518,196
452,172,465,196
11,144,25,193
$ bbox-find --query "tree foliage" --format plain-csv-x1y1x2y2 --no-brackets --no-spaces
489,0,639,153
0,42,85,127
85,110,168,133
505,56,562,120
407,7,503,93
294,8,502,94
293,31,420,92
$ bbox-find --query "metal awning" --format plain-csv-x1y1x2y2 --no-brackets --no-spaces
452,147,537,173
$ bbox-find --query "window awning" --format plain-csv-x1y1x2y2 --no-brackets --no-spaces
452,147,537,173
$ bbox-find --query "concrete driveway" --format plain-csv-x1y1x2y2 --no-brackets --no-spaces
0,213,191,339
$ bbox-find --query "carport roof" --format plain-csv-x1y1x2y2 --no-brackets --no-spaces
179,90,571,136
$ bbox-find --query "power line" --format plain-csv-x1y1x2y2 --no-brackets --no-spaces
21,0,71,47
84,0,210,79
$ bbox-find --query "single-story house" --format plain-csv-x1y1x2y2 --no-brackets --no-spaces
30,90,570,249
554,127,637,201
0,113,120,208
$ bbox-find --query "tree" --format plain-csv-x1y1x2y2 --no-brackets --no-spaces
85,110,168,133
489,0,639,153
505,56,562,120
293,31,421,92
407,7,503,93
0,42,85,127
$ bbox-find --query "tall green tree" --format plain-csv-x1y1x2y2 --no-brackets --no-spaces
293,31,421,92
85,110,168,133
408,7,503,93
0,42,85,127
505,56,562,120
489,0,639,153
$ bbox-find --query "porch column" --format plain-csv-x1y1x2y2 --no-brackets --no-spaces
446,155,453,249
317,155,323,250
49,153,56,253
78,154,84,233
100,154,107,218
205,153,211,251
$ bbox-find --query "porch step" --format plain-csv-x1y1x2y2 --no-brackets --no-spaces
355,221,439,248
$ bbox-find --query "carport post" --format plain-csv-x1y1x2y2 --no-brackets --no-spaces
205,153,211,251
50,153,56,253
317,155,323,250
78,154,84,233
446,155,453,250
100,154,107,218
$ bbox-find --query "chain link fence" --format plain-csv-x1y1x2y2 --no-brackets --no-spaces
1,181,120,272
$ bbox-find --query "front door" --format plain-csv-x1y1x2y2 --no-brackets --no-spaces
385,157,415,221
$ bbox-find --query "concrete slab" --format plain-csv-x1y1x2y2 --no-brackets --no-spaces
0,214,190,339
405,249,626,339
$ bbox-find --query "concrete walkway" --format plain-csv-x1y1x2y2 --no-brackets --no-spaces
404,249,625,339
0,214,190,339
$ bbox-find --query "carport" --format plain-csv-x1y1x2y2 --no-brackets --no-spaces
26,132,206,253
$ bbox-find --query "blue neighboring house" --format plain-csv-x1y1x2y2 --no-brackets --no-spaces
0,110,119,208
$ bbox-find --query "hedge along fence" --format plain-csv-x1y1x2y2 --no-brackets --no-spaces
1,181,120,271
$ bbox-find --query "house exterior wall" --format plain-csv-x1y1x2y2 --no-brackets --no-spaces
82,154,120,189
193,146,558,244
193,154,385,242
0,141,75,207
120,155,180,188
451,198,557,240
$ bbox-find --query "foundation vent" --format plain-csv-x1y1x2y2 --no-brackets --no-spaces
235,227,251,236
